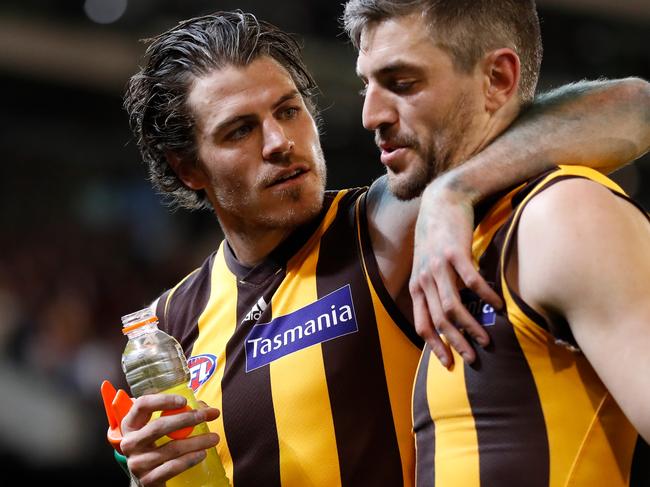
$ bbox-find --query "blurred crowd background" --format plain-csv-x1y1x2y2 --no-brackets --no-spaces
1,1,648,485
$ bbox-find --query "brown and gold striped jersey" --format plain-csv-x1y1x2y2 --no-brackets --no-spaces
413,166,649,487
154,188,423,487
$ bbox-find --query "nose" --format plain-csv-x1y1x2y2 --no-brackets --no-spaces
262,117,292,161
362,84,397,132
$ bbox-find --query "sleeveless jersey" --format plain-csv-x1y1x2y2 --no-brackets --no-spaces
413,166,649,487
155,188,423,487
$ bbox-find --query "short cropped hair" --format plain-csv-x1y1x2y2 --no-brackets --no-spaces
343,0,542,103
124,11,320,210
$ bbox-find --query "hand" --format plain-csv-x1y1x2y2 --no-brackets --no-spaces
120,393,220,487
409,178,503,368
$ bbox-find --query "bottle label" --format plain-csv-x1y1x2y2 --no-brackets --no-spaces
244,285,358,372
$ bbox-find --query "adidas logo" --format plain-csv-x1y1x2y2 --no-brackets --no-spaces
243,296,268,323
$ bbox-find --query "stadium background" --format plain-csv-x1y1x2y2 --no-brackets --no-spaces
0,1,648,485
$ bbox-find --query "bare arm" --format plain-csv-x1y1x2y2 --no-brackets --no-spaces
411,77,650,367
449,77,650,198
365,176,419,301
516,178,650,442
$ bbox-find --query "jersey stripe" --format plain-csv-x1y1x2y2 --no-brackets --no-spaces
413,347,435,487
160,266,207,358
193,245,236,481
356,196,421,485
226,274,282,486
356,192,423,348
471,184,521,266
269,213,340,486
465,314,550,486
317,190,403,486
427,346,480,487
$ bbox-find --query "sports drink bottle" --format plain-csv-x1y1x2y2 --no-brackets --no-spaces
120,307,229,487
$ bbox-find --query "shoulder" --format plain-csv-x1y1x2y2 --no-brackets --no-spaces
519,176,641,246
362,176,420,301
155,252,217,331
364,175,420,225
516,175,648,309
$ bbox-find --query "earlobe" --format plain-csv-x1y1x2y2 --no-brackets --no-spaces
166,151,207,190
483,49,520,113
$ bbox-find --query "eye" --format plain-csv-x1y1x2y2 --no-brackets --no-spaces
358,85,368,97
389,79,416,94
278,106,300,120
226,124,253,141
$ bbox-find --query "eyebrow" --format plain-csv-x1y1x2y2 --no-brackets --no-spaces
357,61,422,82
210,90,301,136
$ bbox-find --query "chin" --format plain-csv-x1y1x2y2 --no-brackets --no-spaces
265,186,325,228
387,172,427,201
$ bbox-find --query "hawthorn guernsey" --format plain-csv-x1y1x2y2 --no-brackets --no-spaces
245,285,359,372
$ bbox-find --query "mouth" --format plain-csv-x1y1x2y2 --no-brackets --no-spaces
379,142,401,153
378,142,409,167
267,166,309,188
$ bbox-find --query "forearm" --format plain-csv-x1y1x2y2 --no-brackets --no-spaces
439,77,650,205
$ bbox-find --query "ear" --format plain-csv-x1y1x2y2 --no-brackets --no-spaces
481,48,520,113
166,151,208,191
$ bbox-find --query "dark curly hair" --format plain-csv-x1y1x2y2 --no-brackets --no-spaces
124,11,320,210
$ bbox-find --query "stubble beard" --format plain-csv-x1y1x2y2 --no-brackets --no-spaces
389,93,477,201
257,145,327,230
387,144,438,201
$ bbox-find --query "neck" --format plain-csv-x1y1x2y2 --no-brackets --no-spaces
224,227,293,267
455,101,522,166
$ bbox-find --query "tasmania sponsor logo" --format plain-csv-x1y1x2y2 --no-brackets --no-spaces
245,285,358,372
187,354,217,392
460,288,497,327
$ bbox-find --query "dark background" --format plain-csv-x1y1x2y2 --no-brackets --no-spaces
0,1,648,484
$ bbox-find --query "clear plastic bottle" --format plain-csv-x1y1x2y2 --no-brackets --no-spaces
121,307,229,487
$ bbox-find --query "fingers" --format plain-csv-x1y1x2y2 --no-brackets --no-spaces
122,394,188,433
422,283,478,365
411,282,453,368
138,450,207,487
411,250,502,366
430,256,489,351
122,407,220,454
120,396,222,487
196,401,221,420
128,433,219,486
452,253,503,311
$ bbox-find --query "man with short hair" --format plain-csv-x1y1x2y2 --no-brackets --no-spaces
344,0,649,484
118,9,649,487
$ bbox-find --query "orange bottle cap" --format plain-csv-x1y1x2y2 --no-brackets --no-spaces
121,316,158,334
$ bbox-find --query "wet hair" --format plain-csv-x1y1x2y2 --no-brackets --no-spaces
124,10,320,210
343,0,542,102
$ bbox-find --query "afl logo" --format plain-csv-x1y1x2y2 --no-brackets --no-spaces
187,354,217,392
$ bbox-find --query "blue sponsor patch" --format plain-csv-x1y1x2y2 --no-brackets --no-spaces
460,288,497,327
187,354,217,392
245,285,358,372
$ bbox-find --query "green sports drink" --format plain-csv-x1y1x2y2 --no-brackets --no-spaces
121,308,229,487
